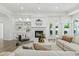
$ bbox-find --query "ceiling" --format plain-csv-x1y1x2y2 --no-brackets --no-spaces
0,3,79,14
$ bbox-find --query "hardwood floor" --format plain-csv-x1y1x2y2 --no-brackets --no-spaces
3,40,18,52
0,40,18,56
0,40,32,52
0,40,63,56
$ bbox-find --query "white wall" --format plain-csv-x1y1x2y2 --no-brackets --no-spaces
47,16,74,39
0,4,76,40
0,23,3,39
71,13,79,36
0,13,12,40
0,23,3,51
13,13,74,41
0,12,75,40
0,13,75,41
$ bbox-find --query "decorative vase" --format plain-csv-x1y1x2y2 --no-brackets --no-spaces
38,34,45,43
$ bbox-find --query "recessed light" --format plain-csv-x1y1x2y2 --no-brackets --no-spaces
20,6,24,10
56,6,58,9
26,18,30,22
38,7,40,10
68,9,79,16
19,18,22,21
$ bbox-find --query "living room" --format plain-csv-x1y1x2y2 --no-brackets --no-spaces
0,3,79,56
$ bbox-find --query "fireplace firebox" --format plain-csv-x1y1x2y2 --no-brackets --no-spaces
35,31,43,38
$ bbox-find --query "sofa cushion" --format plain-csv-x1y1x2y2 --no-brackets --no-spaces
56,39,70,50
56,39,79,51
64,42,79,51
62,35,73,42
9,43,75,56
72,36,79,44
57,39,69,44
13,49,75,56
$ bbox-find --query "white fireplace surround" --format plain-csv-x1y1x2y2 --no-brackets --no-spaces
30,26,47,41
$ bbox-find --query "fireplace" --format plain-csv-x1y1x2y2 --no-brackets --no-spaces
35,31,43,38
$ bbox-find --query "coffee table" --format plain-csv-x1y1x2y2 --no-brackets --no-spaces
33,40,52,50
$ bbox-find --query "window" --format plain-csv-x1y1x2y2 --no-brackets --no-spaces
55,30,58,35
64,31,68,34
50,30,53,35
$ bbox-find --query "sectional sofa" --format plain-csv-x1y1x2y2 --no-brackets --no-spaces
56,36,79,52
8,35,79,56
9,46,75,56
56,39,79,51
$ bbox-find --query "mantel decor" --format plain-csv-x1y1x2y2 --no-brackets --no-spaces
38,33,45,43
49,23,52,28
35,19,43,26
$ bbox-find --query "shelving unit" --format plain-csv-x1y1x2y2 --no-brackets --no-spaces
15,21,31,39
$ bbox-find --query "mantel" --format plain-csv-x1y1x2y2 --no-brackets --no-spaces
32,27,46,28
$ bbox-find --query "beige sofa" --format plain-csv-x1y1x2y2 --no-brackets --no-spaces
9,42,79,56
72,36,79,44
8,36,79,56
9,46,75,56
57,39,79,51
